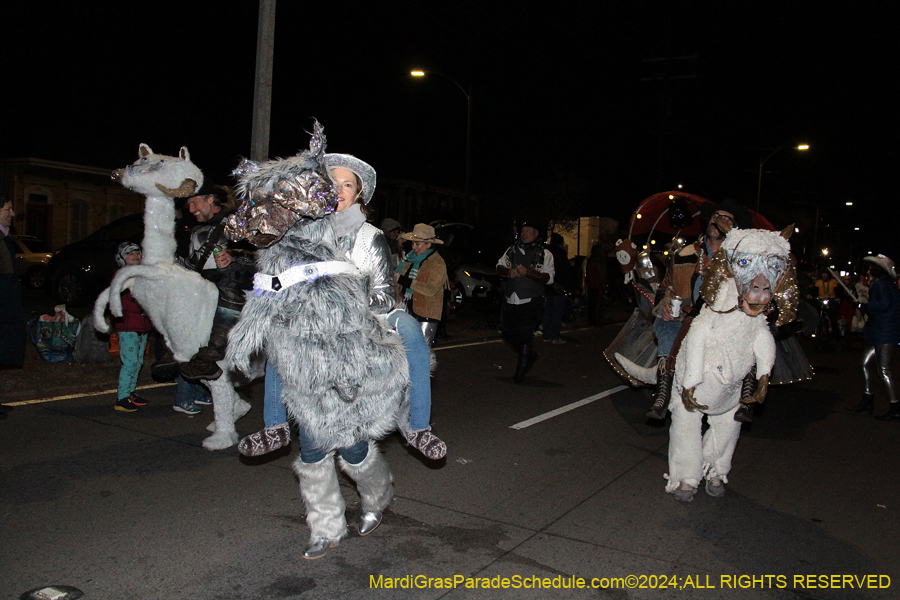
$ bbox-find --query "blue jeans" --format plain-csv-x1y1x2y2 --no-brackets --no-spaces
296,419,369,465
261,309,432,433
117,331,147,399
542,295,566,341
386,310,432,431
174,374,208,411
264,361,287,428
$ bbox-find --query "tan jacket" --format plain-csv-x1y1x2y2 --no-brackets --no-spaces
395,251,449,321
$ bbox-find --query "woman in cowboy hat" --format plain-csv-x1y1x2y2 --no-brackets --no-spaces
852,254,900,421
393,223,449,347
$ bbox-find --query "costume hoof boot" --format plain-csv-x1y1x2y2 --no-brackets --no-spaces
876,402,900,422
734,402,753,423
405,427,447,460
850,393,875,415
705,476,726,498
238,422,291,457
302,538,338,560
358,511,383,536
672,482,697,503
646,357,671,420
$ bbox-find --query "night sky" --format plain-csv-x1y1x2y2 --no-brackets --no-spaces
3,2,898,262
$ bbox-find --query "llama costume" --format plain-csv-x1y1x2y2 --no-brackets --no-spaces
617,225,797,500
225,122,408,558
95,145,254,450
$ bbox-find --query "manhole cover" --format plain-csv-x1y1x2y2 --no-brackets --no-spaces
20,586,84,600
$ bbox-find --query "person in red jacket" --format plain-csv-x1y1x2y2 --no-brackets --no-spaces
113,242,154,412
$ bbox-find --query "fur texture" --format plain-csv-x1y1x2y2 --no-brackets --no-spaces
337,441,394,513
226,215,409,451
293,452,348,543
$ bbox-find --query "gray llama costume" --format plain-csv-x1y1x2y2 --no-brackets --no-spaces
225,122,408,549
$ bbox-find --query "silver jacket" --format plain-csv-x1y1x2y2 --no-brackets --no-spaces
338,221,395,315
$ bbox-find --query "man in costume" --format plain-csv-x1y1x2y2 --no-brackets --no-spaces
496,221,555,383
646,199,757,422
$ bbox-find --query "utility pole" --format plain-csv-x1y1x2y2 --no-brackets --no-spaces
250,0,276,162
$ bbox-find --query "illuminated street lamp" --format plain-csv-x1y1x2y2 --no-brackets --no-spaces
410,69,473,198
756,144,810,211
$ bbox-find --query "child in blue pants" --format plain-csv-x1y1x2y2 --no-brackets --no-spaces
113,243,153,412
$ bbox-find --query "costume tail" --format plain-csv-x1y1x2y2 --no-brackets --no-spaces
614,352,658,384
93,287,112,333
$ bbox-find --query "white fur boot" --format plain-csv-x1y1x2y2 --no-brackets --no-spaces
293,453,347,559
338,442,393,537
201,372,241,450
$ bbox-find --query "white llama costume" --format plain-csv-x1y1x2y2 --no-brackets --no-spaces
617,226,797,496
94,144,254,450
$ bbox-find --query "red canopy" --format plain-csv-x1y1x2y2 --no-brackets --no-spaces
628,191,775,238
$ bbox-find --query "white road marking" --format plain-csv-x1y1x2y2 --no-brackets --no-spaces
510,385,630,430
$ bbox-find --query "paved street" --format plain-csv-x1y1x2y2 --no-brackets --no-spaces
2,310,899,599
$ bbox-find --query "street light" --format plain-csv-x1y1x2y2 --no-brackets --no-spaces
756,144,810,211
410,69,473,198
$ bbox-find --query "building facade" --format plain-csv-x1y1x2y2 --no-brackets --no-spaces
0,158,143,250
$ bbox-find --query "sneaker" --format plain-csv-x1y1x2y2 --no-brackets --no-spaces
173,404,201,415
549,338,567,345
237,422,292,457
129,393,149,407
705,476,726,498
194,397,213,406
115,398,139,412
405,427,447,460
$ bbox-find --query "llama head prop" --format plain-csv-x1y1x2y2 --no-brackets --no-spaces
701,226,798,326
111,144,204,198
226,121,338,247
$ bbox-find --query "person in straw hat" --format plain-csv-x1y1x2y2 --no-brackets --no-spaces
393,223,449,347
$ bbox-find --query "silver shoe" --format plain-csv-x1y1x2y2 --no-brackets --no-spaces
705,477,726,498
358,511,383,536
302,538,338,560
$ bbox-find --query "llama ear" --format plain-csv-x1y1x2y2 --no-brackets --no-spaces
139,143,152,157
780,224,794,239
180,146,190,161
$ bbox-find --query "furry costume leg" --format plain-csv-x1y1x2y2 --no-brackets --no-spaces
665,398,704,494
338,441,393,536
702,406,742,484
293,452,348,559
201,367,251,450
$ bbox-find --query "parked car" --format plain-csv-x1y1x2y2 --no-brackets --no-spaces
46,213,143,305
10,234,53,289
456,264,500,304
